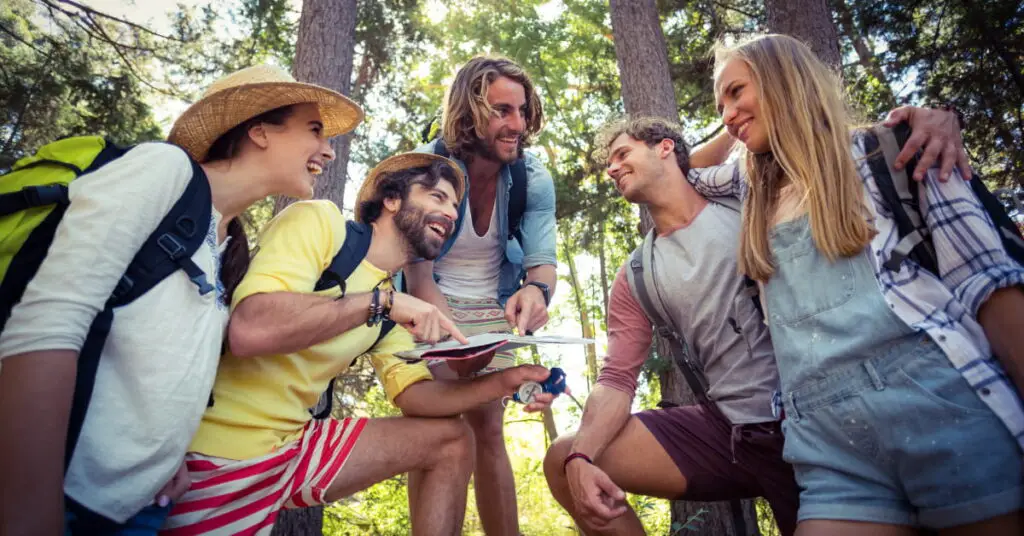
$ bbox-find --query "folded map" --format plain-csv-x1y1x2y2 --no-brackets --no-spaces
394,333,594,361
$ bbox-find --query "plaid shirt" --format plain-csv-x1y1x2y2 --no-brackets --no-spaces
689,137,1024,449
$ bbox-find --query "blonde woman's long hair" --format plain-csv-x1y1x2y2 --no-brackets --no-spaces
715,34,874,282
441,55,544,160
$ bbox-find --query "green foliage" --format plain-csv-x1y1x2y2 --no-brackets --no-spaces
0,0,163,170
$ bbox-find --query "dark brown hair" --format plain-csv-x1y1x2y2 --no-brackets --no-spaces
203,105,295,304
358,160,460,224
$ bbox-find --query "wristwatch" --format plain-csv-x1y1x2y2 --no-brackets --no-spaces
524,281,550,306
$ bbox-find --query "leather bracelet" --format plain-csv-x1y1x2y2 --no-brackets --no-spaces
367,287,382,327
562,452,593,473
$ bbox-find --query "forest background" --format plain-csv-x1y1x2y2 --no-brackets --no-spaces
2,0,1021,534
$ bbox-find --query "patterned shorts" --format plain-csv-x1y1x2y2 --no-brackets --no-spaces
429,295,516,375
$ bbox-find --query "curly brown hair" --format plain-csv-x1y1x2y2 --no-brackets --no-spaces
441,56,544,160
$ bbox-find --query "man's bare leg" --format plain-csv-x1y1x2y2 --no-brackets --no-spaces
326,416,474,535
465,399,518,536
543,417,688,535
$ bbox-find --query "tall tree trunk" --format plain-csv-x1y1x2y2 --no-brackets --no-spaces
530,346,560,445
597,222,610,319
273,0,358,215
764,0,841,71
610,1,760,534
271,0,357,534
831,0,895,108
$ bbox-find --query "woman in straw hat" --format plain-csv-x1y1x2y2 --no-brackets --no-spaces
0,64,362,535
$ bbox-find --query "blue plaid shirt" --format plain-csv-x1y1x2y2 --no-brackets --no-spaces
689,137,1024,449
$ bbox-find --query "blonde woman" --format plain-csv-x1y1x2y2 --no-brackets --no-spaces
689,34,1024,535
0,65,359,535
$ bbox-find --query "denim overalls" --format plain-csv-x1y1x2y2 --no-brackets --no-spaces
764,215,1022,528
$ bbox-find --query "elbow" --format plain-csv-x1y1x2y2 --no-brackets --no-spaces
226,317,266,357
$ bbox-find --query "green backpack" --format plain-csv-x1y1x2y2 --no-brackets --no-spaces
0,135,214,472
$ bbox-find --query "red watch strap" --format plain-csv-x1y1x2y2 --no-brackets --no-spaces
562,452,593,473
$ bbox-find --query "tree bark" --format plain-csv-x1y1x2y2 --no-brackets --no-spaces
271,1,357,534
609,1,760,534
764,0,842,71
274,0,358,215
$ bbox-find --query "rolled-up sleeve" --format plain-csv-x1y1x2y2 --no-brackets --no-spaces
366,326,434,403
919,169,1024,316
520,154,557,268
687,162,746,200
597,265,654,399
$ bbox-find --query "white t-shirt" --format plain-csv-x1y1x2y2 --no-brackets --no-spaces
433,199,503,299
0,143,229,522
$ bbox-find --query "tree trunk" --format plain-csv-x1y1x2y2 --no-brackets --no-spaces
270,506,324,536
764,0,841,71
831,0,895,108
610,1,760,534
273,0,358,215
271,1,357,534
563,239,599,387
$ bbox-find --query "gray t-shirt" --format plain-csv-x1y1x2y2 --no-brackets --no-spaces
637,202,779,423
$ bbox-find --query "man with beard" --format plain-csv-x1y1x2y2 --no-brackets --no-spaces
404,55,558,536
162,153,559,535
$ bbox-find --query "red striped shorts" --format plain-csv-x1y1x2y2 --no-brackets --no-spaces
161,417,366,536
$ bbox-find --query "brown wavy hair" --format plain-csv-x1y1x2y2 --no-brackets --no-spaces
441,55,544,160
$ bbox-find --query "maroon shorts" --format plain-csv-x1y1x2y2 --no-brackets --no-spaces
635,404,798,536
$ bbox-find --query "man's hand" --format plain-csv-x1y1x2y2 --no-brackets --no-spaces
883,105,972,182
566,458,628,529
390,292,469,344
497,364,559,412
154,461,191,507
504,285,549,335
446,350,497,378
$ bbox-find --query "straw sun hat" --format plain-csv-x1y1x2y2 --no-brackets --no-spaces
354,153,466,222
168,64,363,161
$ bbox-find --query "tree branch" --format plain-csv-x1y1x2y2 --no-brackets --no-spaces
41,0,188,42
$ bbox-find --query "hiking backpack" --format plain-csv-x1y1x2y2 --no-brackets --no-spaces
863,121,1024,273
307,220,396,420
0,135,215,471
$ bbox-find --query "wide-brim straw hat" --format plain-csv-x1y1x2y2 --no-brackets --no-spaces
168,64,363,161
354,153,466,222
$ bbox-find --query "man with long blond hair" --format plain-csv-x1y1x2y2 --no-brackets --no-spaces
544,104,972,536
405,55,557,534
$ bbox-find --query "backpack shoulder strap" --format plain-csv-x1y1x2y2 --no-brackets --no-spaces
67,147,213,471
310,319,397,420
315,220,373,293
864,125,938,273
625,232,710,402
432,138,450,158
507,158,528,241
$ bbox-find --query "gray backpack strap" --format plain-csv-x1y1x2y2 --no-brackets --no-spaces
626,231,711,403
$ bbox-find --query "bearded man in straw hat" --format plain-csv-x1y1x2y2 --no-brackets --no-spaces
404,55,558,536
162,152,561,535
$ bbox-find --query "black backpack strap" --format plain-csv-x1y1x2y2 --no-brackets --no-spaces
0,183,70,216
626,234,711,403
507,159,527,242
309,221,382,419
311,319,396,420
65,150,213,472
890,122,1024,267
314,221,373,293
864,126,938,274
108,158,215,305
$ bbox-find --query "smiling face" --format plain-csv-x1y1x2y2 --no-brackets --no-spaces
715,57,770,154
473,76,528,164
257,102,336,199
391,176,460,260
605,133,673,203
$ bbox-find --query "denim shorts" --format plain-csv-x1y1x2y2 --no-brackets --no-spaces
780,334,1023,528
